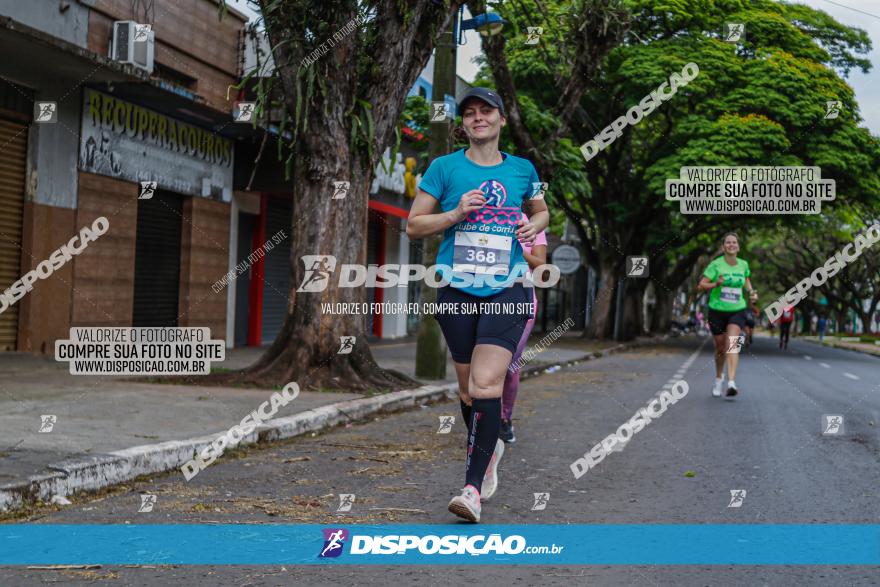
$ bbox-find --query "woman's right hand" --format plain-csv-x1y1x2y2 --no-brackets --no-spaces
452,189,486,222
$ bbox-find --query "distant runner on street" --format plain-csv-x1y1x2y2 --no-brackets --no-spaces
777,306,795,349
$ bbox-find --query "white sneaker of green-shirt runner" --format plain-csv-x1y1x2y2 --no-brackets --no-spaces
712,378,724,398
725,381,739,400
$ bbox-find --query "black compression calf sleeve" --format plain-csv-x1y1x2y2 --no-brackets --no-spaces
465,398,502,494
460,400,472,434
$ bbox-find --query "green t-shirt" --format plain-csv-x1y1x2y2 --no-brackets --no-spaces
703,256,750,312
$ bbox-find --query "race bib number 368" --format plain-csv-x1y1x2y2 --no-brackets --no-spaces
453,232,512,275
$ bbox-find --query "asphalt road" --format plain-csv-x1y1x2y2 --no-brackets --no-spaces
3,334,879,586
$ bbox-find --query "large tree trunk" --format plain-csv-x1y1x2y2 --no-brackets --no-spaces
835,309,847,334
587,257,620,339
650,287,675,334
621,280,646,340
856,310,872,335
243,156,410,390
211,0,460,391
237,25,399,390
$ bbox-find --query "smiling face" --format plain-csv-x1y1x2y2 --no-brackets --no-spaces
722,234,740,255
461,98,506,144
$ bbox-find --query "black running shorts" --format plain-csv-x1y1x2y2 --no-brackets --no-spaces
707,308,751,336
434,283,533,363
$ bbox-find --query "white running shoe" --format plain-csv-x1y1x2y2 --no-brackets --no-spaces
712,379,723,398
481,438,505,501
448,485,481,523
725,382,739,400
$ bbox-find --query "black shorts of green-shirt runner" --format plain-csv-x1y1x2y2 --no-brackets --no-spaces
702,256,751,336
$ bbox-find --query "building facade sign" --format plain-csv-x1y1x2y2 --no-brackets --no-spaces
371,147,422,199
78,88,233,200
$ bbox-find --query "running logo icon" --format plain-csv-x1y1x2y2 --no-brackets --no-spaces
531,492,550,511
337,336,355,355
332,181,350,200
297,255,337,292
626,256,649,278
726,334,745,354
531,182,548,200
139,181,157,200
724,23,744,42
821,414,844,435
825,101,841,120
431,102,451,122
234,102,256,122
319,528,349,558
138,494,157,512
35,102,57,123
727,489,746,508
38,415,57,433
479,179,508,207
524,26,544,45
336,494,355,512
134,24,152,42
437,416,455,434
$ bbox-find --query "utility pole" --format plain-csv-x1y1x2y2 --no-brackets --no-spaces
414,22,456,379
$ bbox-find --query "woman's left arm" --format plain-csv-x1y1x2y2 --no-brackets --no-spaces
517,198,550,245
745,278,758,302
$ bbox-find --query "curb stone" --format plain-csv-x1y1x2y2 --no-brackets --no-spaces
0,338,649,513
802,337,880,359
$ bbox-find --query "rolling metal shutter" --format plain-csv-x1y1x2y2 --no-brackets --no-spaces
0,116,28,351
260,198,292,344
366,214,379,336
132,191,183,326
234,212,256,346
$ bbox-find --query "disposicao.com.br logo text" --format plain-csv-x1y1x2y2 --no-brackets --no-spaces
297,255,560,292
318,529,563,558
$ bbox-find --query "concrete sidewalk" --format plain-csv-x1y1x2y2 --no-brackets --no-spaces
0,333,617,513
801,335,880,358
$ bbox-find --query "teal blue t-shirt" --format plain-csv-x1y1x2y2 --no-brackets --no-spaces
418,148,541,297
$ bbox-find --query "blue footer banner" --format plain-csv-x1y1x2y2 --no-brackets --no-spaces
2,524,879,565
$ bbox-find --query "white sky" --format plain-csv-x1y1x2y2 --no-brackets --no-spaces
224,0,259,22
798,0,880,134
226,0,879,134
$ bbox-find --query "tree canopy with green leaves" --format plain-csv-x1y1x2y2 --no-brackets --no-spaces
751,210,880,333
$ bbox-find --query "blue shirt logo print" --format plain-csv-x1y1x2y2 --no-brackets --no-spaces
480,179,507,207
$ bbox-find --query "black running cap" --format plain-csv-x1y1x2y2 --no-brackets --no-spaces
458,87,506,116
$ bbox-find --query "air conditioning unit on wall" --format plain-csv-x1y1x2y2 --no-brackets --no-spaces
111,21,155,74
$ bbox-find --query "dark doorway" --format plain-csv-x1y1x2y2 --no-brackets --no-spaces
132,191,183,326
234,212,257,346
260,198,292,344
